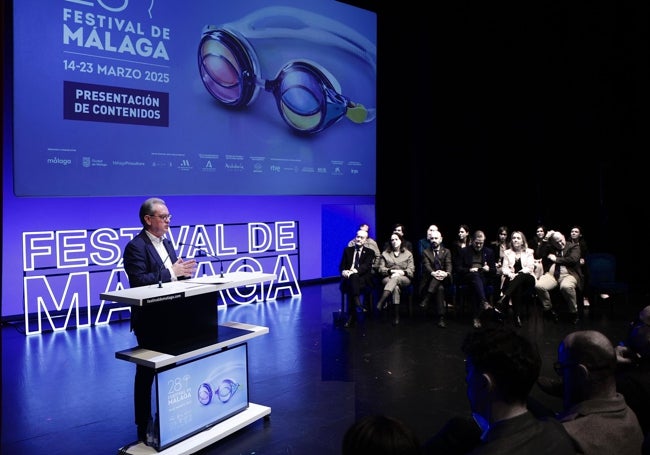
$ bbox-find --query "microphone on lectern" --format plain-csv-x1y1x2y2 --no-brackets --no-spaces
158,253,171,288
179,243,224,278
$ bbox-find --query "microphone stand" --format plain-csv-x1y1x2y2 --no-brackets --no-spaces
181,243,224,278
199,251,225,278
158,253,171,288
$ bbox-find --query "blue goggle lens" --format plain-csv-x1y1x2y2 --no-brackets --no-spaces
199,39,244,105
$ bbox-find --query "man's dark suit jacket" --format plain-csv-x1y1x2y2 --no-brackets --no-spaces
535,240,583,290
457,245,497,277
123,229,178,288
419,246,453,294
123,229,184,344
339,245,375,290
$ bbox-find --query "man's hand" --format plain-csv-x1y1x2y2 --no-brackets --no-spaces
342,269,358,278
433,270,447,281
174,257,197,278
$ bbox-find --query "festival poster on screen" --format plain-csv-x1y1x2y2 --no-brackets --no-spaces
12,0,376,197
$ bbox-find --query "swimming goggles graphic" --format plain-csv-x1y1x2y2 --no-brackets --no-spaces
197,378,240,405
198,6,376,134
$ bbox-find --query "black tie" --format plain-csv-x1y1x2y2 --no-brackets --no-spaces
433,250,441,270
354,248,361,268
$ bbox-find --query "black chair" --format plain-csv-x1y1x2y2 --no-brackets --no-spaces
585,253,629,316
339,282,375,315
451,276,495,317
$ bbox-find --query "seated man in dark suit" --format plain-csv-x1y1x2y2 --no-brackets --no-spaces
457,230,497,329
418,229,452,328
339,229,375,328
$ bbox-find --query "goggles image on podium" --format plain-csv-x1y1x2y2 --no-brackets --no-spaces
154,343,250,450
198,6,377,134
198,378,240,406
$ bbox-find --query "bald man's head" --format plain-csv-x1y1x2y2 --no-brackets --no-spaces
561,330,616,372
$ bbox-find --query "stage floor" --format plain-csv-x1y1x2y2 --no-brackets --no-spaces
1,281,638,455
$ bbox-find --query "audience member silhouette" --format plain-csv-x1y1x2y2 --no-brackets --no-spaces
534,230,583,324
529,224,547,251
556,330,644,454
537,305,650,437
424,326,576,454
418,229,452,328
376,232,415,325
616,315,650,436
417,224,440,258
490,225,509,278
384,223,414,252
339,229,376,328
496,231,537,327
422,416,482,455
342,414,422,455
450,224,471,275
529,224,546,279
457,230,497,329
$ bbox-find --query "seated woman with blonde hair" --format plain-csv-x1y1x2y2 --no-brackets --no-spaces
497,230,536,327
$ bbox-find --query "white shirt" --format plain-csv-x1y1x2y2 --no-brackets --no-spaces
145,231,177,281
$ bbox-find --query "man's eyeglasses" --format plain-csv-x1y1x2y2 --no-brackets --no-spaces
150,214,172,222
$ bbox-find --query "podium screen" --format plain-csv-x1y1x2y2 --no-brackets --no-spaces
155,343,249,450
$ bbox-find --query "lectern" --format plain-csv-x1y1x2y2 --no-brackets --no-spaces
101,272,275,454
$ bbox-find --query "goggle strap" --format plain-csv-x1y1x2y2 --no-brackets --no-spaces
226,6,376,74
